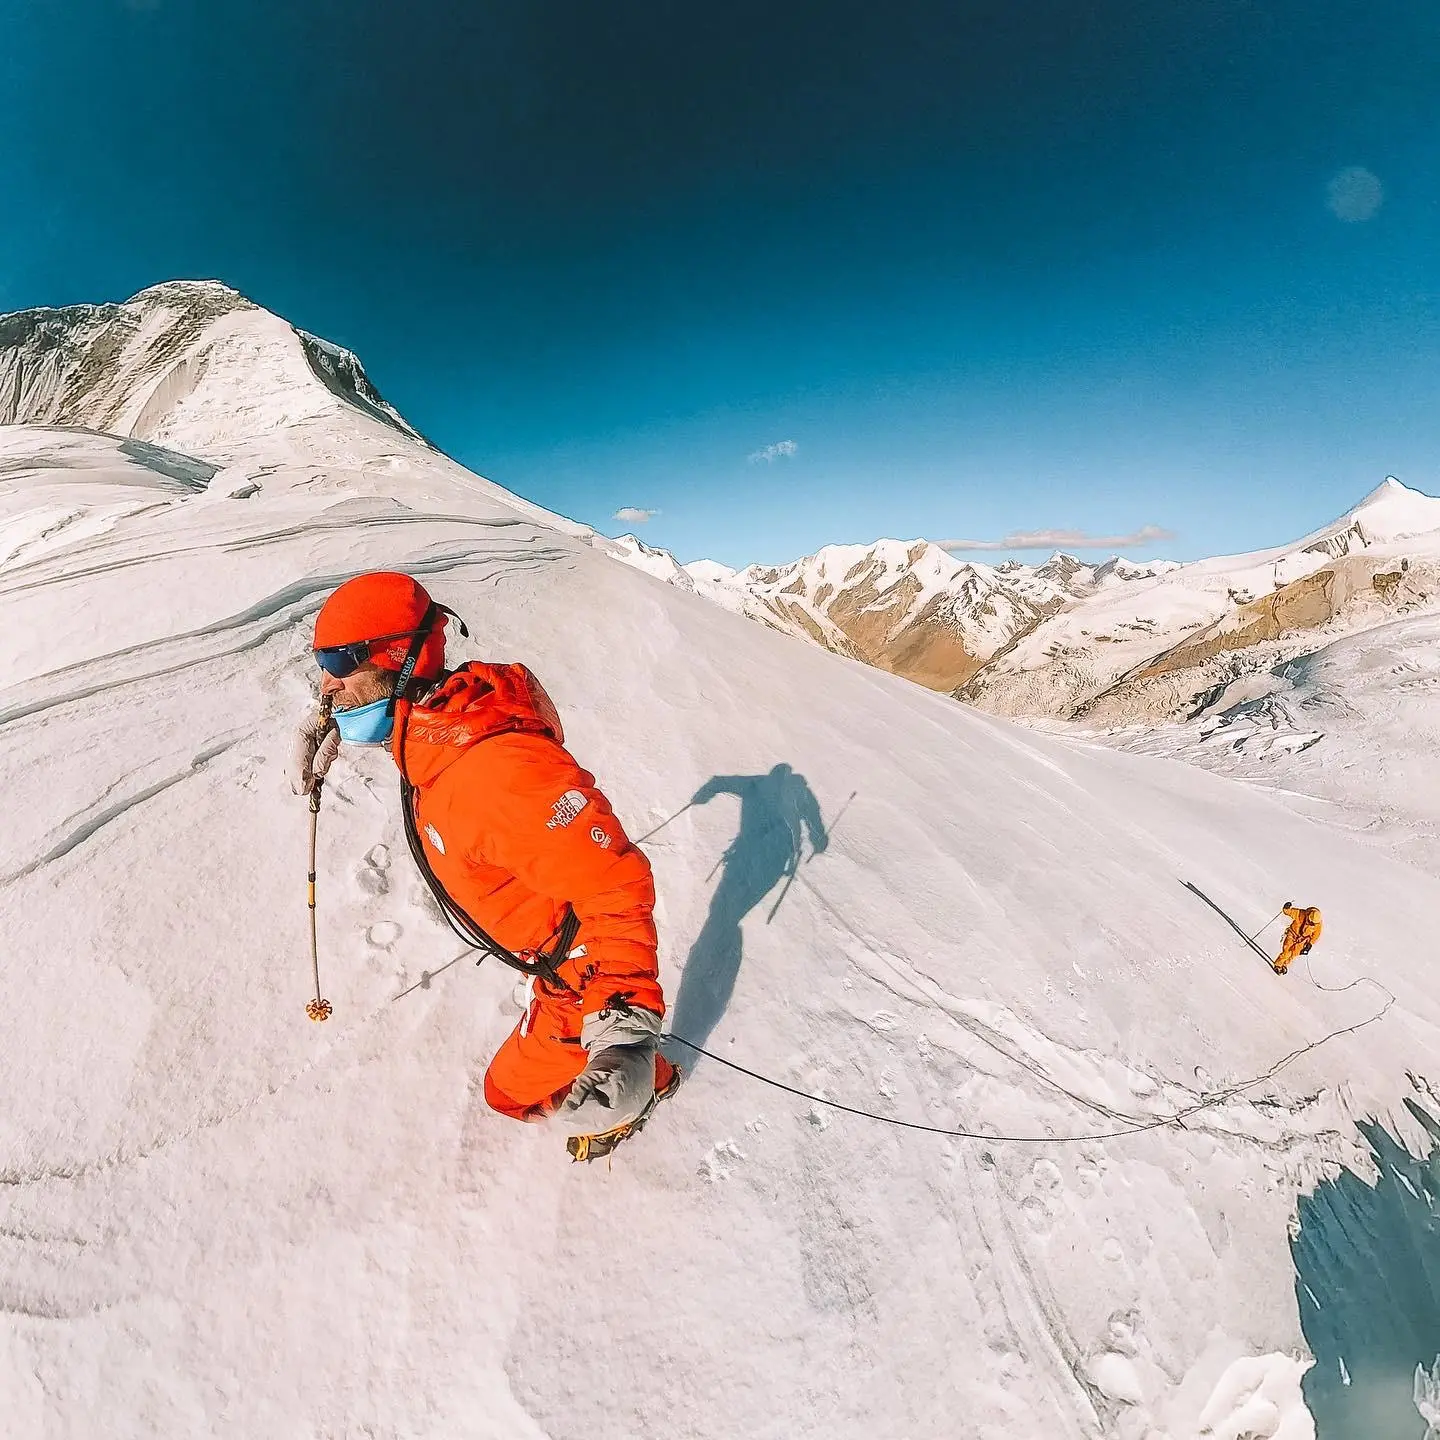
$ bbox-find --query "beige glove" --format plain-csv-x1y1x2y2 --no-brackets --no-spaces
288,710,340,795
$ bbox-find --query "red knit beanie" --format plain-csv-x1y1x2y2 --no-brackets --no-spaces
314,572,448,678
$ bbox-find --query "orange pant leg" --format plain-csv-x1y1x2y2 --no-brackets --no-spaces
483,981,678,1123
483,985,588,1122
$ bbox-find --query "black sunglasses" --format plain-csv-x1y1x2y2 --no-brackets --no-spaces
313,606,469,680
314,628,426,678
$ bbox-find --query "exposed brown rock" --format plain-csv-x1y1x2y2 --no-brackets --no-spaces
1129,565,1354,681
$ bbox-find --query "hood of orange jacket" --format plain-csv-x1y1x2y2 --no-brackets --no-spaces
391,661,565,786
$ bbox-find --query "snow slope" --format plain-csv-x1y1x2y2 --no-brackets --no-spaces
3,285,1440,1439
1090,611,1440,875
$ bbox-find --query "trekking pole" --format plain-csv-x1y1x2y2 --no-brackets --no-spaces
1248,910,1283,944
305,697,334,1023
635,800,696,846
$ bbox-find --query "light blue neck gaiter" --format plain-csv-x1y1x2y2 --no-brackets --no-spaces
334,697,395,746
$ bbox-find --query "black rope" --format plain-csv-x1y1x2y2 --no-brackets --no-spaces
649,862,1394,1146
662,970,1394,1145
394,687,577,990
399,778,579,988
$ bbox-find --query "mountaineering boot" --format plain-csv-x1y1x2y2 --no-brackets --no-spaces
567,1055,683,1163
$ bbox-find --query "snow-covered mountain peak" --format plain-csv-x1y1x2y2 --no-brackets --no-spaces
596,530,1199,694
127,278,255,307
590,532,698,589
683,557,737,584
1033,550,1093,590
0,279,425,463
1341,474,1440,543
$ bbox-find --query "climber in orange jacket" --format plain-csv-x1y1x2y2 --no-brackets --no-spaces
288,571,677,1157
1274,903,1323,975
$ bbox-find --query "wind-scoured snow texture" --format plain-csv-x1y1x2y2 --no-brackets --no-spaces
959,478,1440,724
3,283,1440,1439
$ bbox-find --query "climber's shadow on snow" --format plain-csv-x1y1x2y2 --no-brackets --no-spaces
666,764,828,1059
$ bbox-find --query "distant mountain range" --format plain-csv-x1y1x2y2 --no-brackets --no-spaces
594,478,1440,724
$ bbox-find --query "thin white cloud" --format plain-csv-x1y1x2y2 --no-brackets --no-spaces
613,506,660,524
1326,167,1383,223
748,439,798,464
940,524,1176,553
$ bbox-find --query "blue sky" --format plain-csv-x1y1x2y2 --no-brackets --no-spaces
3,1,1439,567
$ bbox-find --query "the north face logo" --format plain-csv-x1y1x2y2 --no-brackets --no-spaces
546,789,588,830
424,824,446,854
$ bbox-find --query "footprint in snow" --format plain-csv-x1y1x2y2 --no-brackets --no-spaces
1018,1194,1054,1235
366,921,402,950
1031,1159,1063,1193
699,1140,744,1182
357,844,391,897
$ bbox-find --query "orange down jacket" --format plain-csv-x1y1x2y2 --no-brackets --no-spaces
390,661,662,1018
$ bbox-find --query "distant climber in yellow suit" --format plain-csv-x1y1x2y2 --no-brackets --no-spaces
1275,903,1322,974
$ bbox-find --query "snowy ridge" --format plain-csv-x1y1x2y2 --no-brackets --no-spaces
1094,610,1440,875
962,476,1440,724
0,279,428,460
4,283,1440,1437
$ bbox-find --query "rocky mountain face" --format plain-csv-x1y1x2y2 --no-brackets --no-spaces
0,280,426,461
599,531,1179,694
0,280,586,540
598,481,1440,726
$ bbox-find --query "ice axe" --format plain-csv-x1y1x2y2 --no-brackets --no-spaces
305,695,334,1023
